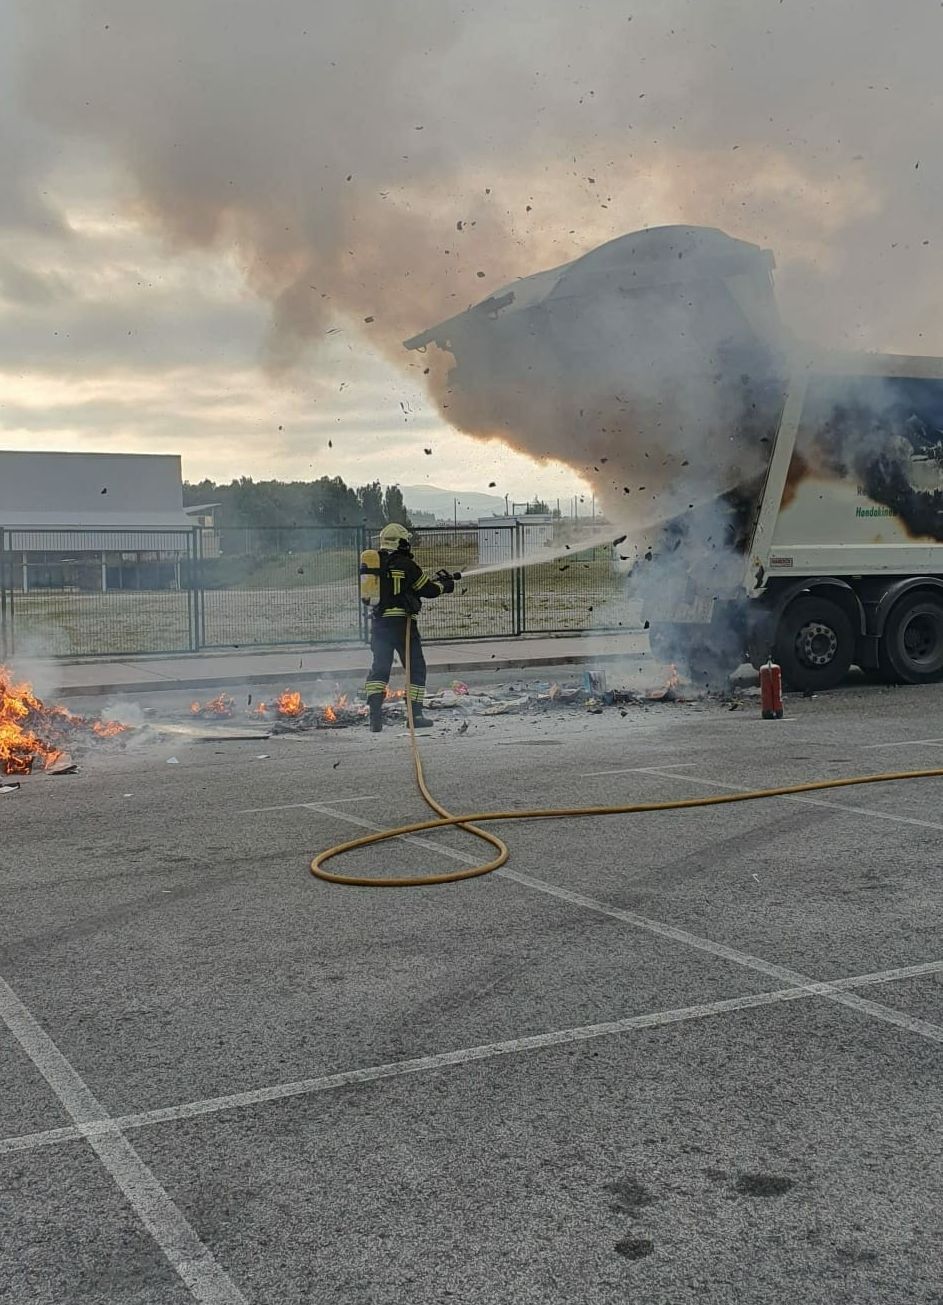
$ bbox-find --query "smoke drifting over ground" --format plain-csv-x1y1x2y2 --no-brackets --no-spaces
12,1,943,511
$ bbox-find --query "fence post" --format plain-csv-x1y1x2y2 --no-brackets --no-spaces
514,522,524,636
187,527,204,652
356,525,368,643
0,529,9,661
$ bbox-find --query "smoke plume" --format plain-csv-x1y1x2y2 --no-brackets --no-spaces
13,0,943,511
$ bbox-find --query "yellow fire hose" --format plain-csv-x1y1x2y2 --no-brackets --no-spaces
311,617,943,888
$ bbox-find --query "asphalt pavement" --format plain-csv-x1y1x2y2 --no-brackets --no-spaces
2,672,942,1303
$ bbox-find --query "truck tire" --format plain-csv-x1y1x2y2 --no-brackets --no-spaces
773,595,854,692
877,591,943,684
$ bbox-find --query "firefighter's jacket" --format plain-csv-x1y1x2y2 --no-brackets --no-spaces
375,548,446,618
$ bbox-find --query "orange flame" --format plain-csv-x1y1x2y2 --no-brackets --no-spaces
665,663,682,690
323,705,338,723
252,690,307,718
92,719,128,738
275,690,305,717
0,665,128,774
191,693,235,719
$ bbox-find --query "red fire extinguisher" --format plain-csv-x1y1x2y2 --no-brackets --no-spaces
760,657,783,719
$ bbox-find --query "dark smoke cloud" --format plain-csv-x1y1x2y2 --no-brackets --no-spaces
11,0,943,500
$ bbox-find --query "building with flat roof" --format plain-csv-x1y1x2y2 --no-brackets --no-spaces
0,451,195,592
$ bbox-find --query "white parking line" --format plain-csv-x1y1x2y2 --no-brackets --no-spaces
237,795,378,814
582,763,698,778
3,957,942,1159
866,738,943,750
295,803,943,1049
633,766,943,834
0,976,248,1304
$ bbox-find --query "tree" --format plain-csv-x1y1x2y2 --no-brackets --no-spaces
382,484,412,528
356,481,385,526
183,474,413,532
309,476,360,527
530,498,550,515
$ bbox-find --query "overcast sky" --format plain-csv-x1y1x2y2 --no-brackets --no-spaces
3,1,942,505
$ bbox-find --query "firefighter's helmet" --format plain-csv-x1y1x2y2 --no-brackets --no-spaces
378,522,412,552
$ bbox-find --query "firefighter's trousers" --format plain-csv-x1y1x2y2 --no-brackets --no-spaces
364,616,427,706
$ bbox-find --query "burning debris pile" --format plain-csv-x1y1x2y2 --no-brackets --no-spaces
424,668,697,717
191,693,236,719
0,667,128,775
252,689,368,732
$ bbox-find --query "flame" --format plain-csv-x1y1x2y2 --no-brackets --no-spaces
191,693,235,719
275,690,305,717
384,687,406,700
323,705,338,723
252,690,307,718
91,719,128,738
0,665,128,774
665,663,682,690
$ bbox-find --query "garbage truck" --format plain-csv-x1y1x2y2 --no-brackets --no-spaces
641,350,943,691
405,225,943,690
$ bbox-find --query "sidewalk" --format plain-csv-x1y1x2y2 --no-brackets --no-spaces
43,632,650,698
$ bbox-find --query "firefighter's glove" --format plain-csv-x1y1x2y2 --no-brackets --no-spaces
436,569,456,594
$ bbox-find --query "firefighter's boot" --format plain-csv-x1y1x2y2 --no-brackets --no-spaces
368,693,384,733
408,707,434,729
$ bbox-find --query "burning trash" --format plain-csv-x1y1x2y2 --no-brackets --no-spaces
254,689,307,719
190,693,236,719
0,666,129,775
646,664,682,702
249,688,369,732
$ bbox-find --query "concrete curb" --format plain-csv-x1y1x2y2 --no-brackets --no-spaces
57,648,642,698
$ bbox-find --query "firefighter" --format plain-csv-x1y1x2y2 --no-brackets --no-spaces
363,522,455,732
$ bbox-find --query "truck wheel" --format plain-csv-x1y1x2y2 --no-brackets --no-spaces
877,592,943,684
774,596,854,692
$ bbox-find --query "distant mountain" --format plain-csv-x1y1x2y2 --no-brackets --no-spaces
400,484,507,521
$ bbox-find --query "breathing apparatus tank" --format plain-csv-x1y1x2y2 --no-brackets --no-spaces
359,549,384,609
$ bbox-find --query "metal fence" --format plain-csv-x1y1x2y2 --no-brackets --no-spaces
0,522,640,659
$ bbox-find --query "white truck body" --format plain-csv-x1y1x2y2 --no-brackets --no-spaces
647,351,943,688
750,352,943,585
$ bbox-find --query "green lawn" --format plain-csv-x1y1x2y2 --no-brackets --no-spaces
4,549,640,656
